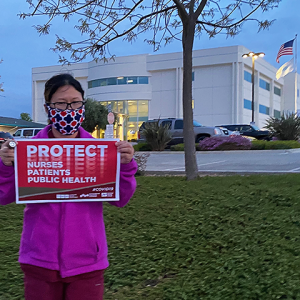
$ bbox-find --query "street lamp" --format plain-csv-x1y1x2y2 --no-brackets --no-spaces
242,51,265,124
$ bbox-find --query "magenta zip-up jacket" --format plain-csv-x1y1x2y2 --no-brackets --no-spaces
0,125,138,278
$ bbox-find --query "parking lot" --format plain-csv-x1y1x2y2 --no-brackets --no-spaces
144,149,300,175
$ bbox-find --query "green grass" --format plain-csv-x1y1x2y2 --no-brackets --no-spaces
2,175,300,299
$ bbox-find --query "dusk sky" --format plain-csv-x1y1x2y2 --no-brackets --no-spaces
1,0,299,120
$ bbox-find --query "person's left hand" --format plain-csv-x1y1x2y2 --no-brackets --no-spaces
115,141,134,164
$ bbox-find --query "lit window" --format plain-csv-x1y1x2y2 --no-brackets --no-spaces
127,77,137,84
88,76,149,88
138,100,148,122
117,77,127,85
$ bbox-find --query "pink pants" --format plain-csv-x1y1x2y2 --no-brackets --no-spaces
20,264,105,300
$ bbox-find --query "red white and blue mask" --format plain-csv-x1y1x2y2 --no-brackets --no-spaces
47,106,85,135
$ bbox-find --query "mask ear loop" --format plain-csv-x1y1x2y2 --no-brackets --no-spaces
45,104,54,124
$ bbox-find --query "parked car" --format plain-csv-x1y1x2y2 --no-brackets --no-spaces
216,124,270,140
218,126,240,136
0,131,13,145
138,118,224,145
13,128,43,139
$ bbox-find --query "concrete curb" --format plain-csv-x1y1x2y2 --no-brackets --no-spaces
144,170,294,176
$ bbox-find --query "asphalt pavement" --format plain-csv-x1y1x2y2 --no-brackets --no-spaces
143,149,300,175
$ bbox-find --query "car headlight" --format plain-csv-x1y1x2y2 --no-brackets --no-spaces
214,128,222,135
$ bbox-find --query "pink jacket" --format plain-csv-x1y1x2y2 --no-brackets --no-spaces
0,125,138,278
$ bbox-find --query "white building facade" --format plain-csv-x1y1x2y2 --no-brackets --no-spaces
32,45,300,141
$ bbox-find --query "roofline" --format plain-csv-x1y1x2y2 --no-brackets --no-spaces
0,123,45,128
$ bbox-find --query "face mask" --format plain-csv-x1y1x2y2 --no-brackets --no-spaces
47,106,85,135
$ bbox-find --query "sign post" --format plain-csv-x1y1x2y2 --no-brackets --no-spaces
105,112,115,139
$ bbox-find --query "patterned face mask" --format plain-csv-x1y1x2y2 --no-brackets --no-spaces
47,106,85,135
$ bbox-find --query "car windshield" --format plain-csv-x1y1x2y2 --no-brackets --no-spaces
193,120,202,127
139,121,156,130
251,125,260,130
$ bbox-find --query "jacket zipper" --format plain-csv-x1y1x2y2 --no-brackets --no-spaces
58,202,65,272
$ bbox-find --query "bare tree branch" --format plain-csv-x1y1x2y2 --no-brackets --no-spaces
171,0,188,22
196,0,265,29
194,0,208,20
21,0,282,180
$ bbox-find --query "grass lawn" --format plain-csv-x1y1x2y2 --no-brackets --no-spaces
1,175,300,299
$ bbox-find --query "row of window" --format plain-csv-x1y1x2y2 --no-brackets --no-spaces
100,100,148,122
243,99,281,117
244,71,282,95
88,76,149,88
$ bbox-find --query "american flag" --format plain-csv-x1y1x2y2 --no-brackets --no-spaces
276,39,294,63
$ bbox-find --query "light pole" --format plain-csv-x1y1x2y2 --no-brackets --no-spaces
242,51,265,124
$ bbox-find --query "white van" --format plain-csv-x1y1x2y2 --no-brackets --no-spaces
13,128,44,139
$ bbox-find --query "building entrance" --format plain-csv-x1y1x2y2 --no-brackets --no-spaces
97,100,148,141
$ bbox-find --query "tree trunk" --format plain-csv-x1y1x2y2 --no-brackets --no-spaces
182,21,198,180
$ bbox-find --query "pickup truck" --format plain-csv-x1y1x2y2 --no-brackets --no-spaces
138,118,224,145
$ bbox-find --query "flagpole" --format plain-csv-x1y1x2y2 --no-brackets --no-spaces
295,34,298,114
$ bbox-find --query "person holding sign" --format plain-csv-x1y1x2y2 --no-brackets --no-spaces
0,74,137,300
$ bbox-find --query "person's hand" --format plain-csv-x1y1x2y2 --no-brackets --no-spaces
0,139,16,166
115,141,134,164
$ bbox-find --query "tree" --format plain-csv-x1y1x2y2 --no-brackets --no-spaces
82,98,108,133
0,59,3,93
20,0,281,180
265,112,300,141
20,112,33,122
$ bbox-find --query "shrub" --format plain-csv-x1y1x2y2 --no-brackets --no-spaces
251,140,266,150
251,140,300,150
170,144,184,151
170,143,200,151
198,136,252,151
265,112,300,140
133,143,152,151
133,152,150,176
141,121,172,151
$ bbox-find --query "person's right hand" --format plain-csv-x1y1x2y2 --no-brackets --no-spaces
0,139,16,166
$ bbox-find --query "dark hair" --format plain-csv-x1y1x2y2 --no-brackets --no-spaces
44,73,84,103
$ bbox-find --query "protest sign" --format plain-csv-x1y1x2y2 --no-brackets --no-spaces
15,139,120,204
